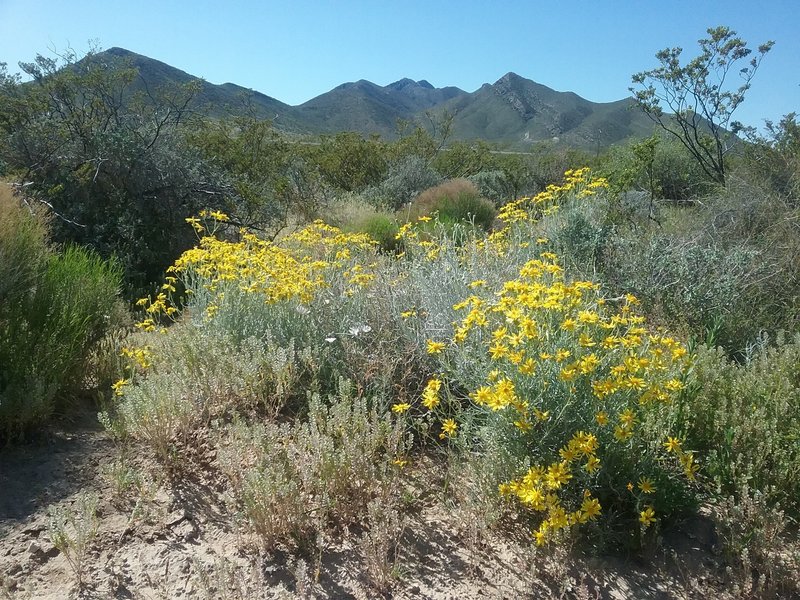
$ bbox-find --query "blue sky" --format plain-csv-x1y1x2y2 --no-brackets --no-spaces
1,0,797,129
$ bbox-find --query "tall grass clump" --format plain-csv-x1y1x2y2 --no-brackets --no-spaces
403,179,496,231
0,191,122,436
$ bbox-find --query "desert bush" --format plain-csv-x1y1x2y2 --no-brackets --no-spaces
740,113,800,202
141,218,428,405
537,198,614,279
314,132,389,192
677,337,800,515
469,170,514,205
366,154,442,210
607,234,764,346
536,170,800,357
360,496,405,592
350,213,401,254
216,380,409,550
635,185,796,355
600,135,712,201
713,486,800,598
395,169,697,548
47,492,100,588
0,194,123,436
103,328,308,462
403,179,496,231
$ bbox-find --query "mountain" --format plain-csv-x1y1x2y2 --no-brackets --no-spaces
78,48,656,150
295,78,467,137
437,72,654,148
86,48,305,130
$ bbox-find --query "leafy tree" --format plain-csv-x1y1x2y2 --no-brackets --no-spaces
631,26,773,185
0,47,225,294
433,140,490,179
314,131,388,192
189,115,327,237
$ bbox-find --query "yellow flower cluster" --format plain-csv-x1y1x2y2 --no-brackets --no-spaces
112,346,153,398
421,378,442,410
457,253,688,428
120,346,153,370
484,168,608,253
171,221,374,307
500,445,603,546
395,216,448,261
136,219,377,327
440,177,692,541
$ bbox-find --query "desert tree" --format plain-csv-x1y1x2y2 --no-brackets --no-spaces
631,26,773,185
0,45,226,293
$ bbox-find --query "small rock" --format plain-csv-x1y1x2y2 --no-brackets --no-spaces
22,523,45,536
26,541,58,563
26,541,42,556
166,509,187,527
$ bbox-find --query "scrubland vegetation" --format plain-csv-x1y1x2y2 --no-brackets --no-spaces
1,31,799,598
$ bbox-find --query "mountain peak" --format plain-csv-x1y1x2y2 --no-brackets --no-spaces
104,46,133,54
386,78,417,90
497,71,524,83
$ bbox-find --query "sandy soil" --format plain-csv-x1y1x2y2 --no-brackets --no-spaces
0,408,735,599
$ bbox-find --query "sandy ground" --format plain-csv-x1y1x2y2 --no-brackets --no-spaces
0,409,738,599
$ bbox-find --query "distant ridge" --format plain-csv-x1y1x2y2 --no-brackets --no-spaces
81,47,656,149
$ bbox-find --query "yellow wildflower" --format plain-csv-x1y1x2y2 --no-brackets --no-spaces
426,340,446,354
639,506,656,528
439,419,458,439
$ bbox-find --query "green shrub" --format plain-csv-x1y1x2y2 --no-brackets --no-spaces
403,179,496,231
350,213,401,254
599,136,712,201
366,155,442,210
677,337,800,515
0,193,122,436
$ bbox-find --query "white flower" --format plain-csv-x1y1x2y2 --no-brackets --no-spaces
348,324,372,337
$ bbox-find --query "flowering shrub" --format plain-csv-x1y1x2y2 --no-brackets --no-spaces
117,168,698,548
393,168,697,545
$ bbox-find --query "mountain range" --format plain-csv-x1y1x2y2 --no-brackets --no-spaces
94,47,656,150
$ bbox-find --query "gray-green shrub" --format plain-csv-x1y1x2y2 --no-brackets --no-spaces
676,336,800,515
216,380,409,550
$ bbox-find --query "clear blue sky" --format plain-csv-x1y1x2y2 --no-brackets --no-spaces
1,0,797,129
